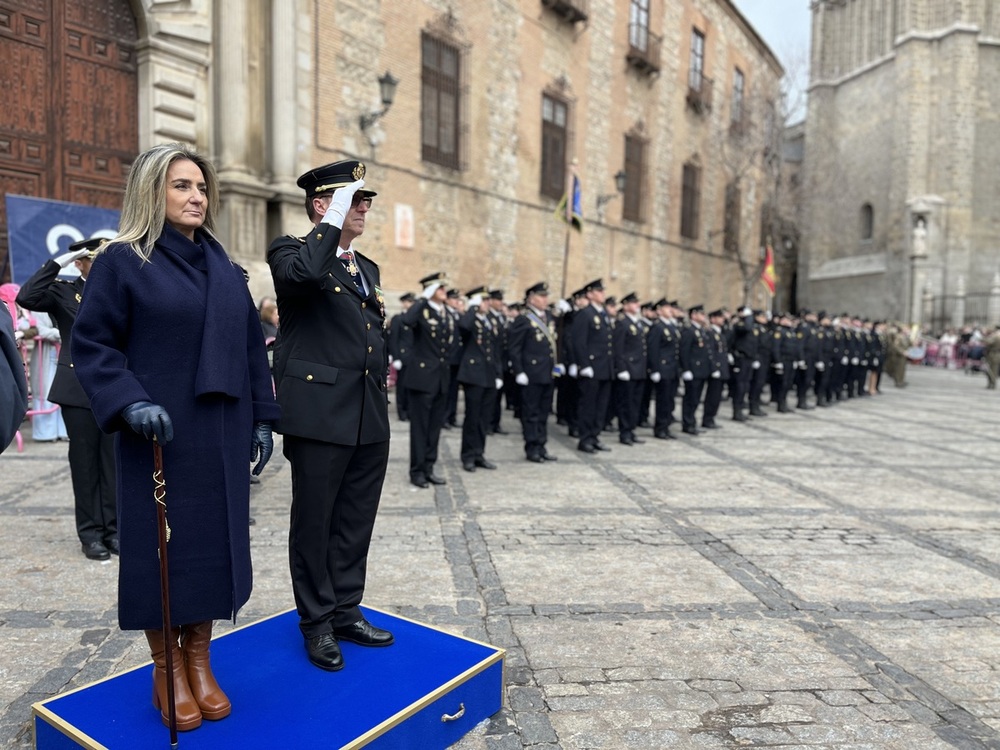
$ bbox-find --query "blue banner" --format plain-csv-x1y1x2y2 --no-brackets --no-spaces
5,195,120,284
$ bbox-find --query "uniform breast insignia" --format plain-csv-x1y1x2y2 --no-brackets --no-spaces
75,292,82,303
593,315,601,326
352,162,366,180
797,332,803,339
373,285,386,317
423,308,431,320
629,324,637,335
774,333,781,339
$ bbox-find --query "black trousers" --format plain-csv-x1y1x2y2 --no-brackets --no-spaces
653,375,678,433
731,363,753,414
61,405,116,544
639,378,653,425
814,365,831,403
749,361,769,408
284,436,390,638
519,382,554,457
703,376,723,423
445,364,460,424
795,364,816,405
395,367,409,418
616,379,643,437
681,377,706,429
577,377,611,448
409,388,447,480
460,383,495,463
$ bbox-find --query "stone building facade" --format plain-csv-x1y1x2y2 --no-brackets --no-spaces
801,0,1000,329
1,0,782,308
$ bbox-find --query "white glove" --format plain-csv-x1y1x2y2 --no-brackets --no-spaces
815,361,826,372
568,364,578,378
727,354,735,366
392,359,403,371
841,356,849,366
873,358,879,366
616,371,630,381
681,370,693,382
552,364,566,377
752,360,761,370
555,299,572,314
515,372,529,386
861,360,868,367
711,370,721,379
54,249,90,267
851,357,859,365
495,378,504,390
468,294,482,307
321,178,364,228
797,360,807,370
774,363,784,372
420,285,437,300
580,366,594,378
649,372,661,383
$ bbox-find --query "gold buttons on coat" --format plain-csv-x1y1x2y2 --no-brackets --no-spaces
366,323,371,330
361,302,367,309
368,346,373,353
334,286,341,293
306,375,314,381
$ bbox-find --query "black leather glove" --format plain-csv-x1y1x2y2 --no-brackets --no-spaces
121,401,174,443
250,421,273,476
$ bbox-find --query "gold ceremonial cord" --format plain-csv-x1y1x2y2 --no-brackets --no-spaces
153,468,171,542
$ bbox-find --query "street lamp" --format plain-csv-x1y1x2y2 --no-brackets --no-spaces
359,70,400,133
596,170,627,213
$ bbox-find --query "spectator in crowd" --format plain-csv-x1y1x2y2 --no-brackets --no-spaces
18,309,67,441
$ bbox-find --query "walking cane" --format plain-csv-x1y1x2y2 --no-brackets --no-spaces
153,441,178,748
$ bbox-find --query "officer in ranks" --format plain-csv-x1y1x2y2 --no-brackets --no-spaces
794,309,818,410
442,288,464,429
701,309,730,429
401,272,456,488
831,314,850,402
557,288,588,438
487,289,511,435
813,311,835,407
728,306,757,422
647,298,680,439
16,238,118,560
637,301,657,428
601,295,619,432
388,292,415,421
612,292,648,445
748,310,771,417
456,286,501,472
509,281,562,463
856,318,874,397
768,314,790,413
679,304,712,435
781,312,801,412
569,279,614,453
868,321,886,395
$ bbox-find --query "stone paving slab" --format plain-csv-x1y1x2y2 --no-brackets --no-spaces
4,366,1000,749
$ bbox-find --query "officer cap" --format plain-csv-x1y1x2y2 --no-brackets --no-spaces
489,288,504,300
605,296,617,306
572,287,588,299
640,301,654,311
399,292,416,303
419,271,449,289
525,281,549,298
654,298,670,309
465,285,488,298
818,310,829,320
68,237,106,259
621,291,639,305
446,288,460,299
668,300,680,308
583,278,604,293
708,308,725,318
296,159,378,197
688,304,705,316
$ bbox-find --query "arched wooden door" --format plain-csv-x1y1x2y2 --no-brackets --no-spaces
0,0,138,281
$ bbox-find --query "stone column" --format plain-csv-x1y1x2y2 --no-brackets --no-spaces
987,272,1000,326
951,275,966,329
268,0,306,237
215,0,250,173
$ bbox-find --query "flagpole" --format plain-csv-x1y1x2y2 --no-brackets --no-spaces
559,159,577,300
560,223,571,299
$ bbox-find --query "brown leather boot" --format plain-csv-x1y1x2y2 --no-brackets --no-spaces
181,621,231,720
144,628,202,731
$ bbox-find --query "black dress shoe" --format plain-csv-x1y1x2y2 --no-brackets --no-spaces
83,541,110,561
526,454,544,463
105,537,120,555
619,437,634,446
474,458,497,470
578,443,596,454
493,426,508,435
306,633,344,671
594,442,612,452
568,428,580,438
682,426,700,436
462,462,476,472
441,422,453,430
541,453,558,461
732,413,748,422
334,618,394,647
749,408,767,417
632,437,645,444
427,474,447,485
411,476,430,488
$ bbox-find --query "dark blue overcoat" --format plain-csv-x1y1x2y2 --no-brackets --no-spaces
72,226,279,630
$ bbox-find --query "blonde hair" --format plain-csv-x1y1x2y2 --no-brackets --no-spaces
109,142,220,262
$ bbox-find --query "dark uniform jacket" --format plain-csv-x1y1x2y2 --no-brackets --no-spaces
679,324,712,379
15,259,90,408
457,309,501,387
570,303,614,380
400,299,456,394
730,316,759,363
1,311,28,452
268,228,389,445
613,314,647,380
797,322,818,364
707,325,731,379
509,306,558,384
647,319,679,379
388,312,411,365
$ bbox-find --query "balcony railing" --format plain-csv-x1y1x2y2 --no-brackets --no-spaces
541,0,588,24
686,73,713,114
627,23,662,75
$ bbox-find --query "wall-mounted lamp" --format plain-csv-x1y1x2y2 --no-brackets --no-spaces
359,71,400,133
596,170,627,212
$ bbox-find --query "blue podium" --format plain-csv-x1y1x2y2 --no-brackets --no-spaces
33,607,504,749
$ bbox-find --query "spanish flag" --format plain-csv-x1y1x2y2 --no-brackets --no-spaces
555,174,583,232
760,244,777,294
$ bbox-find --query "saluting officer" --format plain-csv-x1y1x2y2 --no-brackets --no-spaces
749,310,772,417
16,238,118,560
456,286,501,472
443,288,464,429
509,281,562,463
679,304,712,435
647,298,680,439
729,306,757,422
268,159,393,671
612,292,647,445
702,309,730,429
569,279,614,453
401,272,456,488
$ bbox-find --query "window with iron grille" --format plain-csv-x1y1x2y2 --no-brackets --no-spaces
724,181,741,253
732,68,744,125
681,162,701,240
422,32,461,169
540,93,569,199
623,135,646,222
629,0,650,52
689,29,705,90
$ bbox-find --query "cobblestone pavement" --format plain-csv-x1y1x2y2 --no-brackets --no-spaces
3,366,1000,749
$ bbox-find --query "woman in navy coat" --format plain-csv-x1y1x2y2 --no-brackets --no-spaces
72,143,279,731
